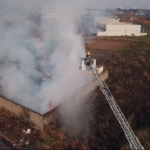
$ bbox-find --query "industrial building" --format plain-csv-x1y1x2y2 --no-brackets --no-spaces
87,16,147,36
83,15,119,29
92,23,147,36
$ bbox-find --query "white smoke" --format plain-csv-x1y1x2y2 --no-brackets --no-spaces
0,1,93,114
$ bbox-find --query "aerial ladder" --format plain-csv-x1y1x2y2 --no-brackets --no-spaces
79,52,144,150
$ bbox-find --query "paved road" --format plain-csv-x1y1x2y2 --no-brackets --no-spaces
0,137,13,149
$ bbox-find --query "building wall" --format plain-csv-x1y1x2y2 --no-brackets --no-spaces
106,24,141,32
43,107,59,129
0,96,44,130
43,69,108,129
97,24,147,36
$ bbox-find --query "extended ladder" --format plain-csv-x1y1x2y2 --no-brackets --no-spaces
92,69,144,150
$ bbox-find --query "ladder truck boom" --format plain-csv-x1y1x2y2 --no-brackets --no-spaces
93,69,144,150
79,52,144,150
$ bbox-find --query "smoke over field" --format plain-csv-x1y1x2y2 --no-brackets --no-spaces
0,1,93,114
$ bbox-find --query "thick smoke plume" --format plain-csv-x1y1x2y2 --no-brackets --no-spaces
0,2,93,114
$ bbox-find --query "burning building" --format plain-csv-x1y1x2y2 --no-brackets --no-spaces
0,66,108,130
0,4,108,130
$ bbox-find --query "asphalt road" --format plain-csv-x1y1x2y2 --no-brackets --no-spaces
0,137,13,149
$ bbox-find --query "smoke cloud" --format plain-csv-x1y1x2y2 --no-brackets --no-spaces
0,1,93,114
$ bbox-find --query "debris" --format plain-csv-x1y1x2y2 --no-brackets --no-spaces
23,129,31,134
25,141,29,145
26,129,31,134
13,143,17,147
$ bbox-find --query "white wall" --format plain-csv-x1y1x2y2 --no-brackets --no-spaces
106,24,141,32
96,24,147,36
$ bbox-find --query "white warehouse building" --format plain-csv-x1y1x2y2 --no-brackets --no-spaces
89,17,147,36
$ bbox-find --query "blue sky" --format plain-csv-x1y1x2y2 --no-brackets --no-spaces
0,0,150,9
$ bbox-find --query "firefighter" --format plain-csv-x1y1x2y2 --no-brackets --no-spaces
85,51,92,68
86,51,91,59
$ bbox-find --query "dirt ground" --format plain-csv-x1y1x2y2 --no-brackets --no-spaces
0,108,42,149
86,40,129,51
86,39,150,149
